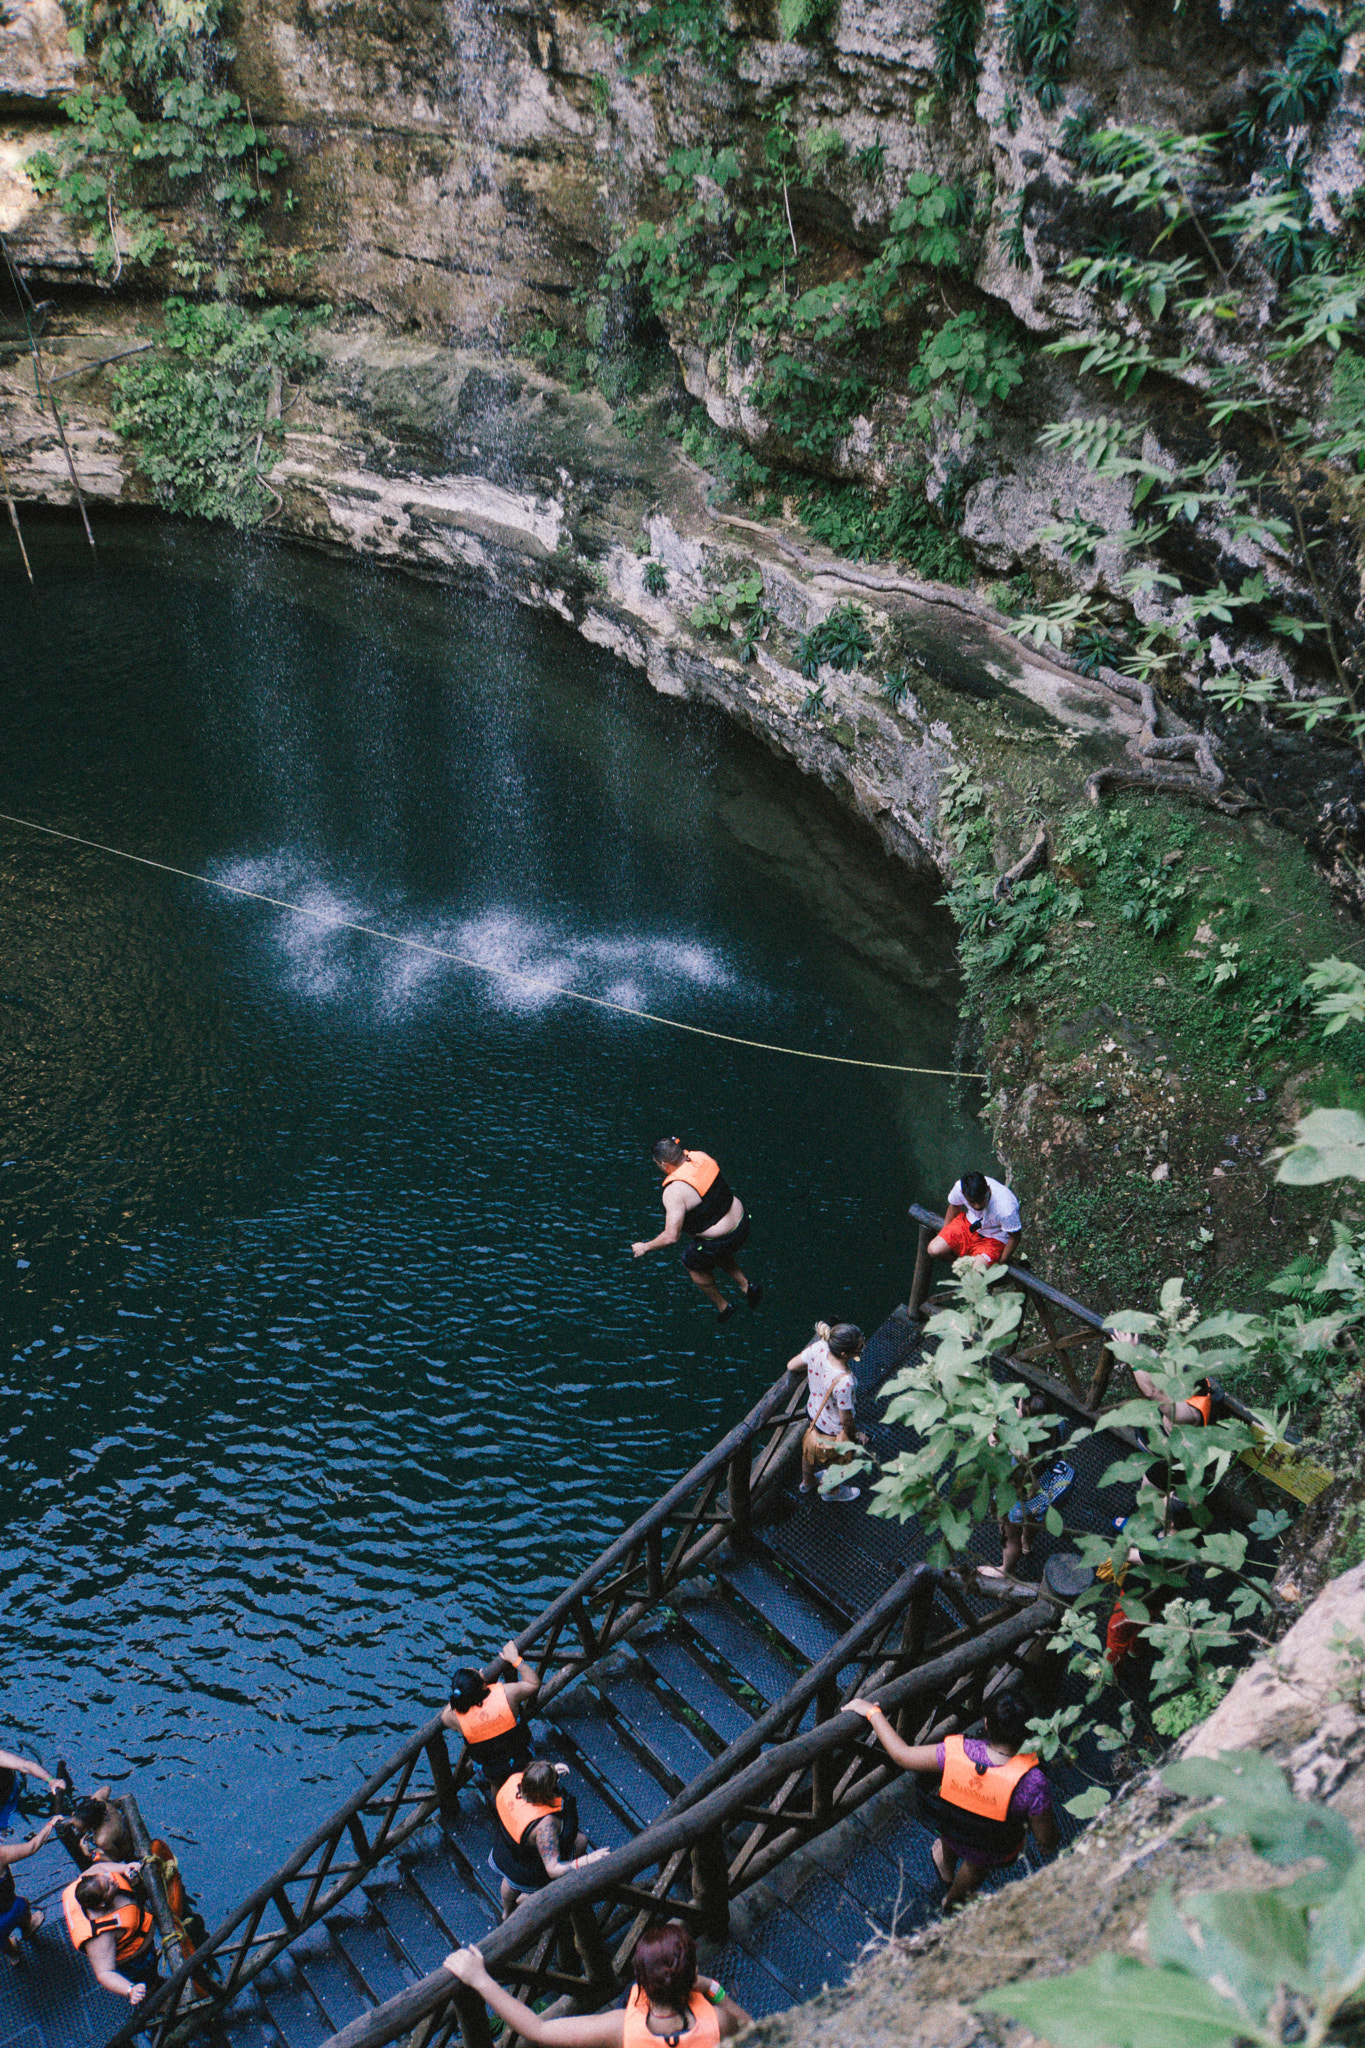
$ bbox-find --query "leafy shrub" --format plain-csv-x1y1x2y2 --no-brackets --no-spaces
601,0,733,73
642,560,668,595
24,0,284,278
932,0,985,93
1006,0,1078,108
797,602,872,678
778,0,837,40
110,297,324,525
799,480,973,582
851,136,887,178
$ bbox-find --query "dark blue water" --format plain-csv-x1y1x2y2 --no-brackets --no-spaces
0,516,988,1913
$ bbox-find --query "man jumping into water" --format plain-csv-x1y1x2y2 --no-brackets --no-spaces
632,1138,763,1323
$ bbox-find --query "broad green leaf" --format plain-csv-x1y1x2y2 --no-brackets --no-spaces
1272,1108,1365,1186
1308,1845,1365,1996
1164,1754,1356,1881
1065,1786,1111,1819
976,1950,1251,2048
1186,1885,1311,2014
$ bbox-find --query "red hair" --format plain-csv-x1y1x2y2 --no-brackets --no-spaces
633,1921,697,2010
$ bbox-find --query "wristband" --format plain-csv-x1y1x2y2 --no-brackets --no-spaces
710,1985,726,2006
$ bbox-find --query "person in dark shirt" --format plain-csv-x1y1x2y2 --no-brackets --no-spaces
0,1812,61,1958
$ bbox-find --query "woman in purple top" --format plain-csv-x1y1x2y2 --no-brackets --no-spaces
844,1689,1056,1910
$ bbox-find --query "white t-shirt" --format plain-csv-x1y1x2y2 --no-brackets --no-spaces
800,1339,857,1436
948,1175,1021,1241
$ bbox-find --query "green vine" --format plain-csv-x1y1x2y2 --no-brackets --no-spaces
110,296,325,526
1006,0,1078,110
25,0,284,281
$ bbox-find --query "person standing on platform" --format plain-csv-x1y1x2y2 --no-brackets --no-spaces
0,1812,62,1959
786,1321,868,1504
631,1138,763,1323
442,1641,539,1787
843,1688,1055,1910
927,1171,1022,1270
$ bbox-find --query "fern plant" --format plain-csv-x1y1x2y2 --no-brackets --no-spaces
931,0,984,93
797,602,872,678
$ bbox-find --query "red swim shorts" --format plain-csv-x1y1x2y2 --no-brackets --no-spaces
937,1212,1008,1263
1106,1600,1143,1668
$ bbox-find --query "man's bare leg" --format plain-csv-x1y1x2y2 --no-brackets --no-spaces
718,1252,762,1301
686,1265,728,1310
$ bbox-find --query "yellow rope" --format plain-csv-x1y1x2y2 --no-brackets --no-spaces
0,811,988,1080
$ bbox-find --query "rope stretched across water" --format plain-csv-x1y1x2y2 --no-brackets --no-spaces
0,811,988,1080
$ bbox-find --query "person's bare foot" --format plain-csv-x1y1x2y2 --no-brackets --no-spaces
931,1841,950,1883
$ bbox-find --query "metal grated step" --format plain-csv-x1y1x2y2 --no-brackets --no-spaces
671,1588,802,1706
604,1671,718,1788
546,1696,672,1825
715,1552,844,1662
255,1960,335,2048
633,1630,757,1746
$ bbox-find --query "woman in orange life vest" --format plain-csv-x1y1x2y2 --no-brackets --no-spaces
62,1860,159,2006
490,1760,608,1917
631,1139,762,1324
441,1640,539,1787
445,1918,751,2045
844,1688,1056,1911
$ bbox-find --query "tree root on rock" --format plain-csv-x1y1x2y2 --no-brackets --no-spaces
1084,764,1250,813
993,825,1049,900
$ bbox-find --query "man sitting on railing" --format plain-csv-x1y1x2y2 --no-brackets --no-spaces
490,1761,607,1916
442,1641,539,1788
927,1171,1022,1272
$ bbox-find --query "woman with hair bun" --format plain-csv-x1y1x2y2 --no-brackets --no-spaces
444,1918,750,2043
785,1320,868,1504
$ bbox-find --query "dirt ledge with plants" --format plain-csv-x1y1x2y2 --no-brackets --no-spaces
736,1562,1365,2048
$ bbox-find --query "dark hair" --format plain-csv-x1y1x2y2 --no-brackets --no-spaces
634,1920,698,2010
521,1761,561,1804
448,1669,489,1713
815,1320,863,1360
74,1872,117,1911
73,1796,111,1834
651,1137,686,1167
1018,1390,1050,1418
960,1171,990,1210
984,1688,1029,1752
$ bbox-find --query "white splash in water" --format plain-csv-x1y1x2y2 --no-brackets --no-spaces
208,856,741,1022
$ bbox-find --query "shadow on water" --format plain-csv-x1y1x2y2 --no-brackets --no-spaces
0,513,993,1904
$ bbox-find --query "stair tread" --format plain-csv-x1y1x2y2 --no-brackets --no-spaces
671,1589,802,1705
633,1632,756,1747
714,1553,843,1662
547,1698,671,1825
605,1672,717,1787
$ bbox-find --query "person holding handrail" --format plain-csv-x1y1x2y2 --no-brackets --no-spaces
843,1688,1055,1910
0,1745,67,1835
445,1919,751,2042
490,1760,607,1916
442,1641,539,1787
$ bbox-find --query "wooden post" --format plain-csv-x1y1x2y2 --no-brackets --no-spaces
453,1985,496,2048
647,1527,664,1597
569,1903,615,1993
727,1442,752,1545
1085,1333,1116,1411
425,1730,461,1824
908,1223,932,1318
812,1679,838,1821
118,1795,189,1983
689,1826,730,1940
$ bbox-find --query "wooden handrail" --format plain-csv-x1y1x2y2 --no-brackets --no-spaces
106,1369,808,2048
319,1601,1056,2048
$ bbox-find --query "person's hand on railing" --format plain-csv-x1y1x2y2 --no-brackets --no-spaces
570,1846,610,1870
842,1697,882,1721
444,1945,486,1985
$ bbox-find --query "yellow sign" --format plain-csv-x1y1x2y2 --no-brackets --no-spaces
1239,1431,1334,1504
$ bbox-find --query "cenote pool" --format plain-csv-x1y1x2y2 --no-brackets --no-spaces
0,518,989,1911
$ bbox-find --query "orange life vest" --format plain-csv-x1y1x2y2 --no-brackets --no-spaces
62,1872,156,1965
450,1682,517,1746
1187,1392,1213,1425
939,1735,1040,1824
661,1151,720,1199
623,1986,721,2048
494,1773,562,1850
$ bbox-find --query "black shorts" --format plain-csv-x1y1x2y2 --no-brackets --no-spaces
682,1214,750,1274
